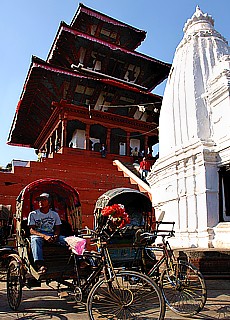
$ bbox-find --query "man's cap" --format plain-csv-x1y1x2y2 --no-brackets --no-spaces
36,193,50,201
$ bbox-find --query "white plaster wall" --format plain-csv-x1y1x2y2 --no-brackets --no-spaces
208,56,230,144
150,137,220,247
69,129,86,149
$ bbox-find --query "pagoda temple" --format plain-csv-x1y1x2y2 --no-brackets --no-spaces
1,3,170,227
8,3,170,158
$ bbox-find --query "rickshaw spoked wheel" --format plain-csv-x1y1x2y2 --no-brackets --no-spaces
7,258,23,310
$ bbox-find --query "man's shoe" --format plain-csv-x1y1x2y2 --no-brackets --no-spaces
37,266,47,274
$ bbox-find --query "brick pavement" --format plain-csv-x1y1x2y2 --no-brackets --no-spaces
0,279,229,319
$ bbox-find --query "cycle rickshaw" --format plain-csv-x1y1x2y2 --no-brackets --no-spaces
0,205,17,280
7,180,166,319
94,187,155,266
6,178,82,310
94,188,207,317
0,205,11,247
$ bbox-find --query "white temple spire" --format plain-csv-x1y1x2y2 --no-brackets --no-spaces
148,7,230,248
158,6,229,157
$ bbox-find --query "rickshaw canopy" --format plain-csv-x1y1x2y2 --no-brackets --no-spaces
94,187,154,231
16,178,82,232
94,187,152,211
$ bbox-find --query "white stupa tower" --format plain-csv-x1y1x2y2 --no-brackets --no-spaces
148,6,230,248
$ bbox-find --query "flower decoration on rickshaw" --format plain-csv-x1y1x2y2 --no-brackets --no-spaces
101,204,131,229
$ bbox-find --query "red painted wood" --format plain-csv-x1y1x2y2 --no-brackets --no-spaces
0,152,139,227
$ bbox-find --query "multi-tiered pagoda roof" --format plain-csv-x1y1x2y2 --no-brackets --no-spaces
8,3,171,156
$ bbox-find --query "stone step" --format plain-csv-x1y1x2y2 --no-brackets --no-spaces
174,248,230,278
121,161,141,178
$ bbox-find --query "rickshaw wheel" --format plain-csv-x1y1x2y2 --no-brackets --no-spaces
7,259,23,310
160,260,207,316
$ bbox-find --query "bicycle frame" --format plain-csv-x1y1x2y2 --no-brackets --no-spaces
58,229,124,299
130,221,207,318
145,236,176,279
85,229,166,320
132,221,176,280
75,251,103,293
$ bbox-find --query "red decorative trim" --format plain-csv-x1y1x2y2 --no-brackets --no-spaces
16,100,22,113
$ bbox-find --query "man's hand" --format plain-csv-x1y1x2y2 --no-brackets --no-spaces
45,234,58,243
52,234,59,242
44,235,53,242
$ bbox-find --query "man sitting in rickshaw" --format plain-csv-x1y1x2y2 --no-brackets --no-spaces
28,192,66,274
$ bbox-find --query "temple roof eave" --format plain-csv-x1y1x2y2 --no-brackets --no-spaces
70,3,146,50
7,56,162,147
46,23,171,91
31,56,162,97
47,23,170,67
71,3,146,34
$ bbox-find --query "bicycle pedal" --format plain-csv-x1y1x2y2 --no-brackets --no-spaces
58,291,69,298
90,266,98,270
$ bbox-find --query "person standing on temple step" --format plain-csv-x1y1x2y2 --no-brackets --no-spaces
100,143,107,158
139,157,151,182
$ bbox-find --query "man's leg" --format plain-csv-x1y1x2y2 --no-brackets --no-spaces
57,235,66,246
142,170,148,181
140,169,144,180
30,235,44,265
145,170,149,179
30,235,48,274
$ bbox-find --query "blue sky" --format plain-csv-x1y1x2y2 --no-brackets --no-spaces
0,0,229,167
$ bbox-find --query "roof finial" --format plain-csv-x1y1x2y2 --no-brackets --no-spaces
194,5,205,18
183,6,214,33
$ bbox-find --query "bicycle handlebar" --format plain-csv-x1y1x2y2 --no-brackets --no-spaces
78,221,175,245
141,230,175,239
139,221,175,241
78,226,125,243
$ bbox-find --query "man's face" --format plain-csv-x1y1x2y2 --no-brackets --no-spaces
38,198,50,210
